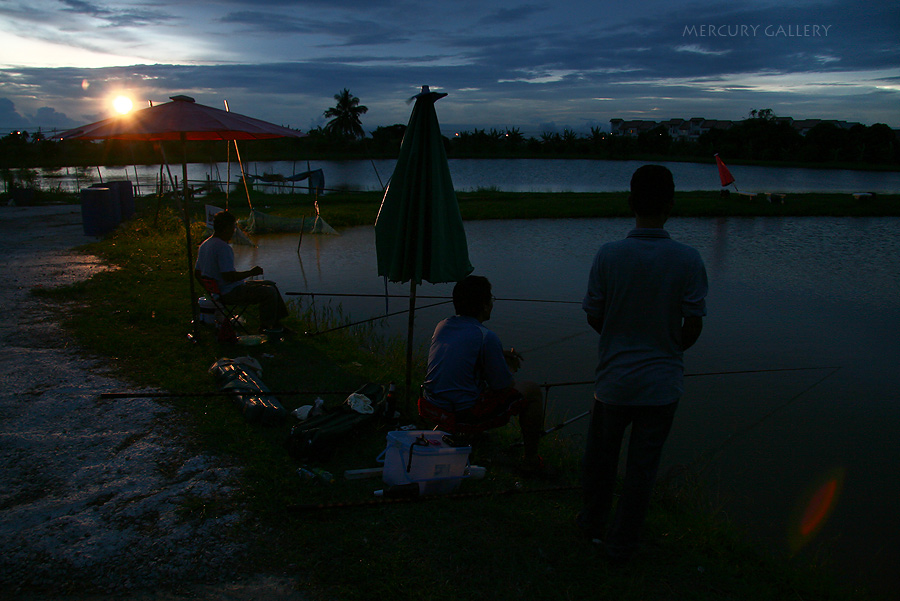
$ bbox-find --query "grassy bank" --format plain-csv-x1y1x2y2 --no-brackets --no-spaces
35,196,875,600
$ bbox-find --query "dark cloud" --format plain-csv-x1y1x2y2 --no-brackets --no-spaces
217,11,413,46
0,98,29,131
217,11,316,34
58,0,174,27
1,1,897,132
479,4,550,26
0,98,76,133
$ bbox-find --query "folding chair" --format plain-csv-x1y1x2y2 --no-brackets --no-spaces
417,395,511,435
197,275,249,341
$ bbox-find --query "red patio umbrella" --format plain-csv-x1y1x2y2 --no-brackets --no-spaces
60,95,301,141
60,95,304,335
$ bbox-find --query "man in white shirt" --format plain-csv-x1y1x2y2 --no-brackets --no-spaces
194,211,289,334
579,165,708,562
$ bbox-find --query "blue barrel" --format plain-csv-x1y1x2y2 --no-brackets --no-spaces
81,187,121,236
105,180,135,220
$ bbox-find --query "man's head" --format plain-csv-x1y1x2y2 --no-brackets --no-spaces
453,275,493,320
212,211,237,239
628,164,675,218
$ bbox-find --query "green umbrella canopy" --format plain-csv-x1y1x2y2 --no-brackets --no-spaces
375,86,473,285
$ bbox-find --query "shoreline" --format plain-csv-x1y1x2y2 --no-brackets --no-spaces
4,204,873,599
0,205,305,600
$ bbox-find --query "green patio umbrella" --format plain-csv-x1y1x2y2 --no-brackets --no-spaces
375,86,473,397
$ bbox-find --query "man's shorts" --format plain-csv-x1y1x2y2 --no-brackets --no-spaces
457,387,527,427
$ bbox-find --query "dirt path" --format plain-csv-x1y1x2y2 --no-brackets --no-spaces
0,205,306,600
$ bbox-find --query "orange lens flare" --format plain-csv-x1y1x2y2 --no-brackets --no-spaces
788,467,845,554
800,479,838,536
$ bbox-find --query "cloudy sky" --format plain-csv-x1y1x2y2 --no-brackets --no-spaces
0,0,897,136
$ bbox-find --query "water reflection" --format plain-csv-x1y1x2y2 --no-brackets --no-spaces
28,158,900,194
235,216,899,592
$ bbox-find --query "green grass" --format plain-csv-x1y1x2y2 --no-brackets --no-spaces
32,194,877,600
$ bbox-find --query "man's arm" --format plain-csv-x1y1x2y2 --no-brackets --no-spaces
681,316,703,351
221,265,264,283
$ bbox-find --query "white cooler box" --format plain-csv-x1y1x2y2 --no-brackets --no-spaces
382,430,471,495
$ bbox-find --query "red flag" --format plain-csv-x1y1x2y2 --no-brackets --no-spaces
715,153,735,187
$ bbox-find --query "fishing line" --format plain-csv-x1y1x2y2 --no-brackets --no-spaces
694,366,842,471
305,299,453,336
517,330,591,356
286,291,581,305
530,367,843,441
535,366,844,391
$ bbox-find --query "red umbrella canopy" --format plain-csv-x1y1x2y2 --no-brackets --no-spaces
59,95,303,141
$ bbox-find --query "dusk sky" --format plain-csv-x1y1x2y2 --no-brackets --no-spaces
1,0,897,136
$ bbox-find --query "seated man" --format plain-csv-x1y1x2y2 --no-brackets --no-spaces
423,275,546,473
194,210,289,334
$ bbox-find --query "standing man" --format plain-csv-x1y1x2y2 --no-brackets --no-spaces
194,210,289,334
423,275,547,474
578,165,708,562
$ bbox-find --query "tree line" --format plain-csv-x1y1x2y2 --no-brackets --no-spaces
1,90,898,170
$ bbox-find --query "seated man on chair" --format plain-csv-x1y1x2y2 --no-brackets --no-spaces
423,275,547,473
194,210,289,334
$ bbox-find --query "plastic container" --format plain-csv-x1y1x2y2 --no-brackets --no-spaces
197,297,217,324
80,187,121,236
105,180,135,220
382,430,471,495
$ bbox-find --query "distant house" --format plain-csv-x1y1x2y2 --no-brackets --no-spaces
609,117,726,140
609,119,671,137
660,119,686,139
791,119,822,136
608,114,873,140
774,117,794,128
790,119,863,136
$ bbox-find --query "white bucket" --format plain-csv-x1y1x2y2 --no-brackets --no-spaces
198,297,218,325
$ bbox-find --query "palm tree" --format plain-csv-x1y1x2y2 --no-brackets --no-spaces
323,89,368,139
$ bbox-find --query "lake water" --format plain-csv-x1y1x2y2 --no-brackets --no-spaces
37,158,900,194
234,216,899,595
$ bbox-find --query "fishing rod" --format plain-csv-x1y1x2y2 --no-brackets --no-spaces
99,389,357,400
285,483,580,512
305,299,453,336
287,291,581,305
529,366,843,438
537,366,844,390
510,411,591,447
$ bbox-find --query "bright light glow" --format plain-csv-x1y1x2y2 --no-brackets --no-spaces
113,96,133,115
800,478,838,537
788,467,845,554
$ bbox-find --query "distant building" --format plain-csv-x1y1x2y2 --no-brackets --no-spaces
609,116,865,139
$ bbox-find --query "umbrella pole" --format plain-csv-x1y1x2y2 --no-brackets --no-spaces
405,280,417,402
234,140,253,211
180,134,199,337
